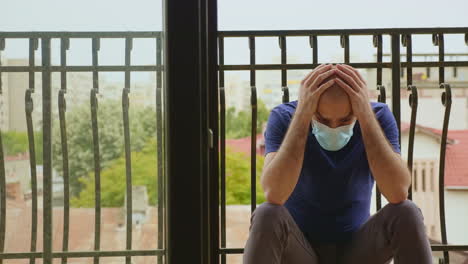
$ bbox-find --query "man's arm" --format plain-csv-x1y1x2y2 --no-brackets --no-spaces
358,109,410,203
261,108,312,205
335,64,411,204
261,64,336,205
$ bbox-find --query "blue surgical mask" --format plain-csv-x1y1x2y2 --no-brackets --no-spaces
312,119,356,151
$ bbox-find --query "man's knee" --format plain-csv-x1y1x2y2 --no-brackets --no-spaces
250,202,289,232
386,200,424,225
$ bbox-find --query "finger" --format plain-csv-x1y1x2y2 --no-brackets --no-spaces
308,68,336,89
335,78,356,96
301,70,316,85
303,63,331,84
303,64,332,86
338,64,366,85
313,78,336,96
335,68,361,91
337,64,365,86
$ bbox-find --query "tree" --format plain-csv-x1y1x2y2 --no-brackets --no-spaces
225,146,265,205
2,131,43,164
72,142,266,207
52,100,157,197
226,99,269,139
71,138,158,207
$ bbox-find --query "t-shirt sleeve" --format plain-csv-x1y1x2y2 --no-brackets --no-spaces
264,107,289,156
376,104,401,154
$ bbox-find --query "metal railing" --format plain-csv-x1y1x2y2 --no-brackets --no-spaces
217,28,468,264
0,32,165,264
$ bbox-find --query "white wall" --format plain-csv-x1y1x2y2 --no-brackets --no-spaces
400,97,468,130
445,190,468,245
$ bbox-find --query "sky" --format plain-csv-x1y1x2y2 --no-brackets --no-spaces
1,0,468,78
1,0,467,31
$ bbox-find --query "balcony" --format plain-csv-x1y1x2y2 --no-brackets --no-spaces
0,27,468,264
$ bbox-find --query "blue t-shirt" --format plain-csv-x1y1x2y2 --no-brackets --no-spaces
263,100,400,244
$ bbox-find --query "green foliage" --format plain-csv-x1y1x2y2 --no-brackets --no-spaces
52,100,157,197
71,138,158,207
226,100,269,139
2,131,43,164
225,146,265,205
72,143,266,207
63,98,269,207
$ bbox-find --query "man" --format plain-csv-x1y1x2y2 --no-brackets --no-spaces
243,64,432,264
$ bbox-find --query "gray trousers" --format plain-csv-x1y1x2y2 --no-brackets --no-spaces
243,200,433,264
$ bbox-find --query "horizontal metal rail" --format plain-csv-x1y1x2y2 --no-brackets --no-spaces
218,27,468,36
219,245,468,254
0,32,160,38
0,250,165,259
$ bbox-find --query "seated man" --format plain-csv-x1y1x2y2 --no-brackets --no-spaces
243,64,432,264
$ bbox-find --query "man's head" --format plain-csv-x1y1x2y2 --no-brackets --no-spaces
314,65,356,128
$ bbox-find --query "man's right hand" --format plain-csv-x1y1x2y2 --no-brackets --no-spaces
296,64,337,118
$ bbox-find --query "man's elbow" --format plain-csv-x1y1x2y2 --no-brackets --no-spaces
264,190,286,206
387,189,408,204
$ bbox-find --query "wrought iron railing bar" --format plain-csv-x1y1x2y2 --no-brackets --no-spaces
91,37,102,264
374,35,383,85
59,37,70,264
435,31,451,263
403,34,418,201
438,83,451,263
0,249,165,259
156,35,164,264
0,65,162,72
0,32,161,38
0,37,5,264
309,35,318,65
26,37,39,264
403,34,413,86
41,36,53,264
218,61,468,71
248,36,257,213
391,34,401,142
434,33,446,83
218,36,227,264
123,36,133,264
279,36,289,103
218,244,468,254
28,38,38,93
375,84,386,211
341,34,350,64
0,102,5,264
374,34,384,211
0,38,4,93
406,84,418,202
218,27,468,37
60,38,69,92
